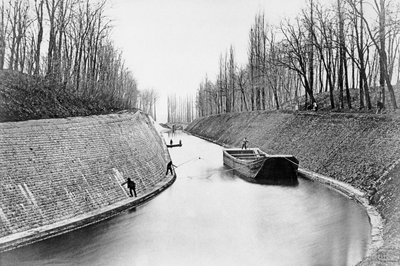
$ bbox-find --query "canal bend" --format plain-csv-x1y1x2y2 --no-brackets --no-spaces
1,131,371,266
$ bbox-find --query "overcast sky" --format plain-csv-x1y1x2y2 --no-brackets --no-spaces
106,0,315,122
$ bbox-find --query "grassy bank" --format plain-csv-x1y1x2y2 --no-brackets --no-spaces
0,70,137,122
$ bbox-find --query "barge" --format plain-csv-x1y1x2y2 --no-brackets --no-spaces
223,148,298,185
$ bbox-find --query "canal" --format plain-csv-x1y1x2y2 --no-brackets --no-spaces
1,131,371,266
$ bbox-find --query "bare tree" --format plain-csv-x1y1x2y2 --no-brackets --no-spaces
140,88,157,118
1,0,139,112
196,0,400,116
374,0,398,109
228,45,236,112
237,66,249,111
310,4,336,108
308,0,315,104
33,0,43,74
279,18,316,105
0,1,6,70
338,0,345,108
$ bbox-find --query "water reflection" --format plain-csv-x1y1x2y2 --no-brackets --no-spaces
1,131,371,266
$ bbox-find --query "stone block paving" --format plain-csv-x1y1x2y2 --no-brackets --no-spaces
0,112,170,239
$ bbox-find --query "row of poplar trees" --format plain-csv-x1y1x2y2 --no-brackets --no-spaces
196,0,400,117
167,94,195,123
0,0,138,109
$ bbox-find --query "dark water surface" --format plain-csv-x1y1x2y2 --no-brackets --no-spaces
1,131,371,266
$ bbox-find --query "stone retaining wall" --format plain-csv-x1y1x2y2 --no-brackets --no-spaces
0,111,172,251
186,110,400,265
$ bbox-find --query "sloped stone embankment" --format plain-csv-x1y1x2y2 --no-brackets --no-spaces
0,111,173,251
186,110,400,265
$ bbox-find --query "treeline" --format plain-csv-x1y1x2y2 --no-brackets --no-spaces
196,0,400,117
0,0,138,118
138,88,158,120
167,94,194,123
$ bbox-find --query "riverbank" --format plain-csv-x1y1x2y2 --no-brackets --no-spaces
0,112,174,252
186,110,400,265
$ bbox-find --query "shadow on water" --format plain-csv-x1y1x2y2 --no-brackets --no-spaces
1,130,371,266
127,207,137,213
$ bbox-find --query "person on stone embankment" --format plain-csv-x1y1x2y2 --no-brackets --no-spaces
166,160,176,175
121,178,137,197
367,183,378,204
241,137,248,149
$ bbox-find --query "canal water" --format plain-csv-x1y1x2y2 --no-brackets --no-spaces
1,131,371,266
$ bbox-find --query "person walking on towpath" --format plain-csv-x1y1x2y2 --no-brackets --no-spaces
121,178,137,197
241,137,248,149
367,183,378,204
166,160,177,175
313,101,318,111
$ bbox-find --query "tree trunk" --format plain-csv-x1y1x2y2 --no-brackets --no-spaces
0,3,5,70
308,0,314,98
344,56,352,109
379,0,397,109
338,0,344,109
34,0,44,75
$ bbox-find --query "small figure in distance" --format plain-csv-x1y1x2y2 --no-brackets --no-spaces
376,101,384,114
241,137,248,150
170,139,173,145
121,178,137,197
367,183,378,204
179,140,182,145
376,91,384,114
313,101,318,112
166,160,177,176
